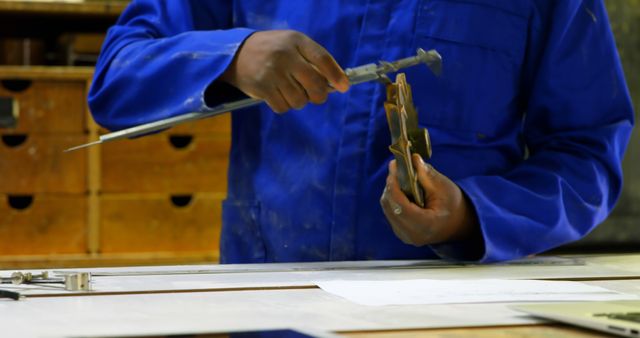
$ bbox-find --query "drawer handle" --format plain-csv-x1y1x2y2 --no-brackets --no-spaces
0,96,18,128
1,80,32,93
170,194,193,208
168,135,193,149
1,134,27,147
7,195,33,210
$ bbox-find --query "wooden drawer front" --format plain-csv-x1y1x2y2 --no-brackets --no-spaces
0,79,86,133
100,194,222,254
99,114,231,136
0,134,87,193
101,134,229,193
0,194,87,255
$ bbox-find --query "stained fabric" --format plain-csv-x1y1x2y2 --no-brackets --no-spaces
89,0,634,263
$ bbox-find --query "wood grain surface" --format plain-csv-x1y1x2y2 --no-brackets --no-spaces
0,134,87,193
101,133,230,193
100,193,223,254
0,78,87,133
0,194,87,255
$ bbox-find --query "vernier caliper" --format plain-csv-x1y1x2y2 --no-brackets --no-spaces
0,271,92,300
66,48,442,152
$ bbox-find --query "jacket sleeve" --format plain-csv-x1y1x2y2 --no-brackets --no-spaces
88,0,255,131
434,0,634,262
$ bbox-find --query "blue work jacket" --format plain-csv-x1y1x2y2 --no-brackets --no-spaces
89,0,634,263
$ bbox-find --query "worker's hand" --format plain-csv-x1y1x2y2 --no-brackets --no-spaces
380,154,480,246
220,30,350,113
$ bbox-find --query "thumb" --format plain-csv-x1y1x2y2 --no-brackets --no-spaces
296,35,349,93
412,153,442,193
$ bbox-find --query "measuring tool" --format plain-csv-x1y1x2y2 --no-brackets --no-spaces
65,48,442,152
1,271,92,292
384,73,432,207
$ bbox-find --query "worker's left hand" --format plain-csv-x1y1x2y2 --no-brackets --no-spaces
380,154,480,246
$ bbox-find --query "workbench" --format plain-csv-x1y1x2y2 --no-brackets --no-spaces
1,253,639,337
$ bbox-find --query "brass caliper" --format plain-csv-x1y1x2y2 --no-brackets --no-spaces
384,73,433,208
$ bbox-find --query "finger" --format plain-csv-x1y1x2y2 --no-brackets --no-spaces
296,36,349,93
388,160,425,216
279,74,309,110
380,186,414,244
386,161,435,237
265,87,291,114
380,182,403,217
388,160,442,242
412,154,441,193
381,190,426,246
291,61,330,104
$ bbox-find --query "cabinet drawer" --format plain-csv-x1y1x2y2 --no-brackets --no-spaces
0,194,87,255
0,79,86,133
101,134,229,193
100,194,222,254
0,134,87,193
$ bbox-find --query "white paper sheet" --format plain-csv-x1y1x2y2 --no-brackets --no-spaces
316,279,639,306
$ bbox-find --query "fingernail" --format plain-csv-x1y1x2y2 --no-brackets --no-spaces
339,76,350,92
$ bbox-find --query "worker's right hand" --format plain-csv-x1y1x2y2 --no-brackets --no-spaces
219,30,350,113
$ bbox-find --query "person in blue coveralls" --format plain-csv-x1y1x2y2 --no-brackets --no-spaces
89,0,634,264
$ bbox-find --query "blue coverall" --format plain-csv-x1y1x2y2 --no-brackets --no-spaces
89,0,634,263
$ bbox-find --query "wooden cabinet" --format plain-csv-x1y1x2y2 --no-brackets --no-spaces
0,68,92,266
0,68,229,268
0,1,231,268
98,117,229,261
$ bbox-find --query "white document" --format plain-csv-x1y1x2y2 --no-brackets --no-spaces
316,279,638,306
